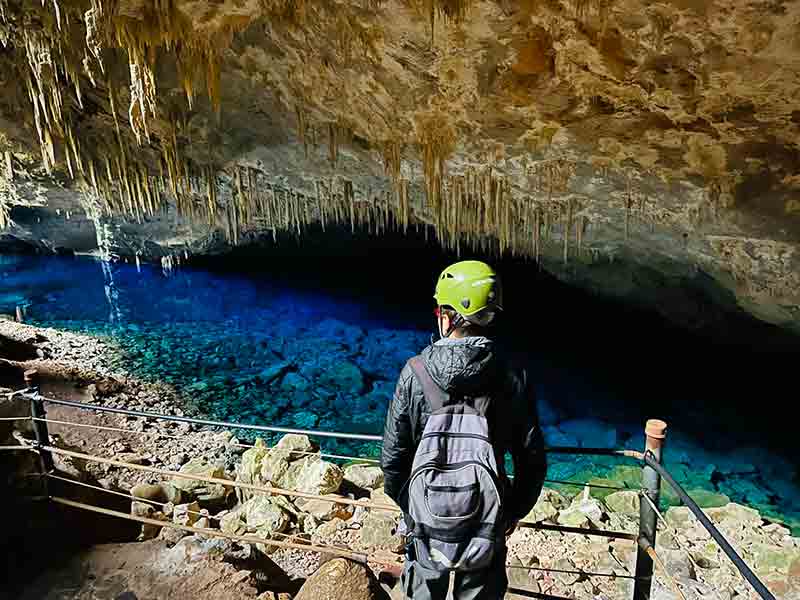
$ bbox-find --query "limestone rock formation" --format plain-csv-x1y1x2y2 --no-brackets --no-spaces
293,558,383,600
0,1,797,333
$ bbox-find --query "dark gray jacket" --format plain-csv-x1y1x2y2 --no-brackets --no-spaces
380,336,547,524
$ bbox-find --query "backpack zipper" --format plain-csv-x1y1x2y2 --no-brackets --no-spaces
410,460,502,509
420,431,491,443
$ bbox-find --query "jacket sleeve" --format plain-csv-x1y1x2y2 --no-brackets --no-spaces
507,368,547,523
381,362,415,511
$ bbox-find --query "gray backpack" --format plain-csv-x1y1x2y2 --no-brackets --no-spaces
404,356,506,573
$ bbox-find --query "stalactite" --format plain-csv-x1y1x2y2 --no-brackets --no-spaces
564,199,573,265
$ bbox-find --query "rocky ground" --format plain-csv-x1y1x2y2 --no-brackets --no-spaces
1,320,799,600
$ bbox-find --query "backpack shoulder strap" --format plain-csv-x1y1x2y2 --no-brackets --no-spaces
408,355,448,412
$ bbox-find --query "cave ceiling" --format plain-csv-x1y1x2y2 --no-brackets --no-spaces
0,0,798,332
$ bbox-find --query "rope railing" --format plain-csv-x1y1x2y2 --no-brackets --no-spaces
47,472,387,553
4,378,780,600
47,472,637,583
41,444,400,512
0,415,32,421
50,496,377,564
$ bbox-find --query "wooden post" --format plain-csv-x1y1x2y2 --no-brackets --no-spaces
633,419,667,600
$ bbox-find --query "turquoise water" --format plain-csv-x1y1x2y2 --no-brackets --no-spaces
1,253,797,533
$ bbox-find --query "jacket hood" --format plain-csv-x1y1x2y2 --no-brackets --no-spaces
419,336,499,394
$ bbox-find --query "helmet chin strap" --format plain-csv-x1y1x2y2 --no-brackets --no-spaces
434,309,464,342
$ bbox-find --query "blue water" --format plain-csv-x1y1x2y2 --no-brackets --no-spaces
1,253,798,533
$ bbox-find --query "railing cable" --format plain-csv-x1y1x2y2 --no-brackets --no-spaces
33,416,380,464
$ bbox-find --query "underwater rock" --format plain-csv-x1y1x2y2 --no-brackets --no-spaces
604,491,640,517
557,419,617,448
317,360,365,395
280,372,311,393
686,489,731,509
292,411,320,429
258,361,292,385
343,465,384,490
313,319,365,348
542,426,579,447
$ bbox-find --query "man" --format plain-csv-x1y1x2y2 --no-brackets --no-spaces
381,259,547,600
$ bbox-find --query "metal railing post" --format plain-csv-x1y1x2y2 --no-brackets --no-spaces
25,369,54,474
633,419,667,600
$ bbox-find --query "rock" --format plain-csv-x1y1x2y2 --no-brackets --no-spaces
131,500,155,519
507,554,541,592
344,464,384,490
557,486,605,528
261,452,290,485
130,482,182,505
289,457,344,495
359,511,404,553
116,452,150,465
752,543,800,574
604,491,640,517
300,497,355,521
159,524,188,545
318,361,365,395
275,434,317,459
660,549,697,581
172,457,231,509
173,501,201,527
686,489,730,509
220,508,247,536
258,361,292,385
553,557,581,586
521,488,567,523
314,517,348,542
138,510,168,541
244,496,290,536
370,487,400,514
706,503,763,527
294,558,381,600
301,514,320,534
237,439,271,502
